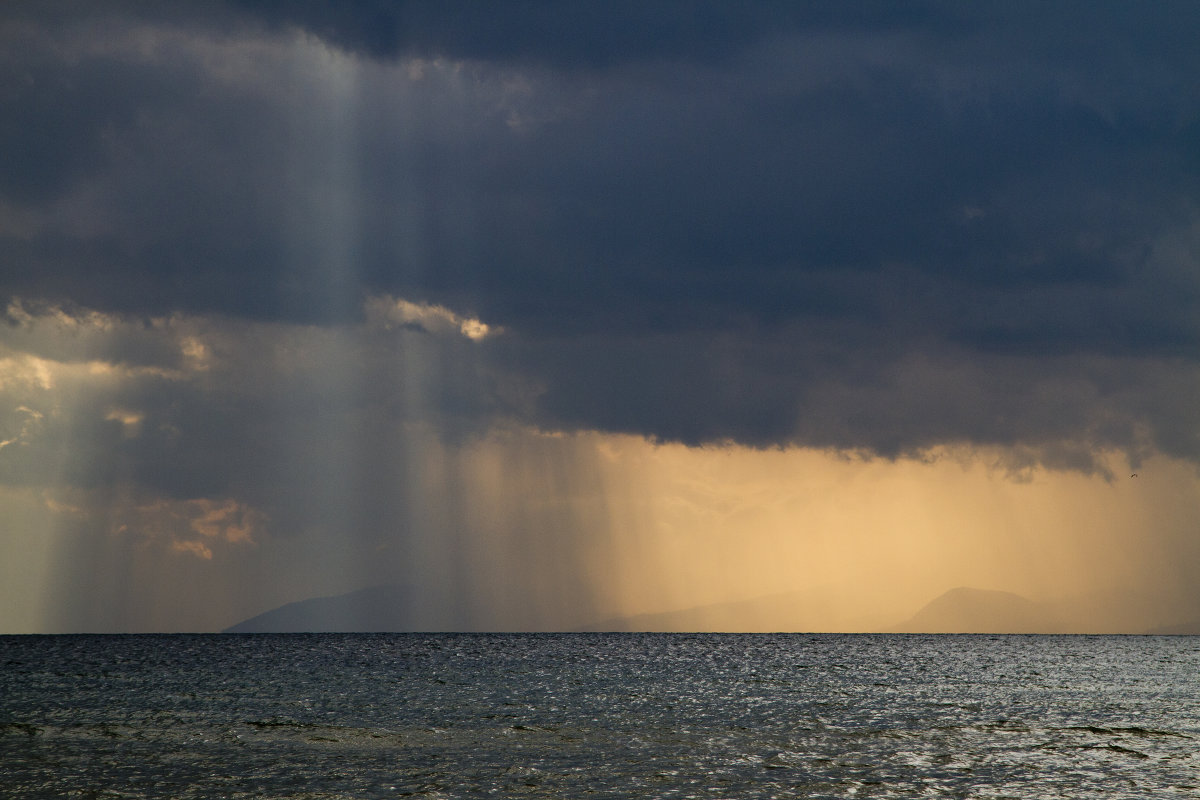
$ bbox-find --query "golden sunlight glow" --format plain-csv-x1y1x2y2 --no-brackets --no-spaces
457,431,1200,632
0,354,56,391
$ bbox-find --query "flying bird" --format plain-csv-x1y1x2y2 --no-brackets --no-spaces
1131,473,1138,478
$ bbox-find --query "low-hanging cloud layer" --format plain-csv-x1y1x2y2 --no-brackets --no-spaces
2,2,1199,631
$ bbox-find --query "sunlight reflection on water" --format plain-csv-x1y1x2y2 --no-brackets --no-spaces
2,633,1198,798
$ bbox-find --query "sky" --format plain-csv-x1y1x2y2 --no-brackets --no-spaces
2,1,1199,633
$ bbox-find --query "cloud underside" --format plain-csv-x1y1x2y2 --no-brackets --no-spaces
1,298,1192,516
1,2,1199,473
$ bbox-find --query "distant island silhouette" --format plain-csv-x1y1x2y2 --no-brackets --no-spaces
887,587,1057,634
224,585,441,633
224,584,1200,635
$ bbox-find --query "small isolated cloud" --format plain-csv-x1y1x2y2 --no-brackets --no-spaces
2,300,217,382
4,298,115,333
179,336,213,371
365,295,499,341
170,539,214,560
106,494,265,558
0,405,43,450
40,487,265,561
0,354,55,392
104,407,144,437
184,497,259,545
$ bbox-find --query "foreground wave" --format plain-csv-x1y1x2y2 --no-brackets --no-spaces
2,633,1198,798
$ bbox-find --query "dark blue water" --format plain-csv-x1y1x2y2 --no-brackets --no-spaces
2,634,1198,798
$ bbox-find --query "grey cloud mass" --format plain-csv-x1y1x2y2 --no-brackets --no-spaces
3,0,1200,469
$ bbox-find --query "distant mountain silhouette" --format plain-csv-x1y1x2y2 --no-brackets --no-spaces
576,589,890,633
223,585,443,633
890,587,1064,633
225,583,1200,634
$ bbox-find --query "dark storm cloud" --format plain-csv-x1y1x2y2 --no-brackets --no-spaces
230,0,947,68
2,2,1199,466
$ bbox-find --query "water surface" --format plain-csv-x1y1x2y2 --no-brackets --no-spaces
2,633,1197,797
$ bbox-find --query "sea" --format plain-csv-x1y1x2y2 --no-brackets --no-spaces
2,633,1198,799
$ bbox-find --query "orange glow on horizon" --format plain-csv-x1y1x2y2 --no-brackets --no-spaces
455,431,1200,632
